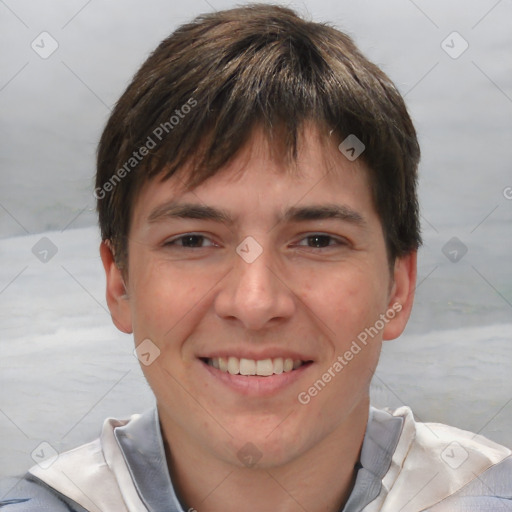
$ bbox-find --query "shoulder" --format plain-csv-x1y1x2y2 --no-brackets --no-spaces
434,455,512,510
1,411,155,512
0,474,88,511
383,405,512,510
424,458,512,510
389,405,511,467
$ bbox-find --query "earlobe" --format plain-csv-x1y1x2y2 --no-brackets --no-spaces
99,241,133,334
382,251,417,341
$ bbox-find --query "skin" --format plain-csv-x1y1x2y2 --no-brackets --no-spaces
101,123,416,512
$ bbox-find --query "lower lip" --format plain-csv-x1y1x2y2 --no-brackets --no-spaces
200,360,313,396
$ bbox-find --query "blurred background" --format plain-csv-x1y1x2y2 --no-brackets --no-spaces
1,0,511,489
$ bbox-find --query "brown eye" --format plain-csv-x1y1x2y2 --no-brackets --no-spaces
296,234,344,249
180,235,205,247
306,235,333,248
164,233,215,248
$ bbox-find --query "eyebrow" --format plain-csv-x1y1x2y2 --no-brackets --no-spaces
147,201,366,227
147,202,232,224
283,205,365,225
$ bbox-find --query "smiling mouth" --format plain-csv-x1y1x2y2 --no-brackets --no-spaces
202,357,311,377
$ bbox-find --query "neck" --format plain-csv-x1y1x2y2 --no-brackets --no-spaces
160,398,370,512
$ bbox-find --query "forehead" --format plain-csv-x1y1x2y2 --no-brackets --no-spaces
131,123,376,228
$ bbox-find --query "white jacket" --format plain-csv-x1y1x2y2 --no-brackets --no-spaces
13,406,512,511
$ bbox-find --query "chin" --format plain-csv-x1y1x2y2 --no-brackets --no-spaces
220,416,312,469
221,436,302,470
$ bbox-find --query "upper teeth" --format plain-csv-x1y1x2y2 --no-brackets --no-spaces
207,357,303,376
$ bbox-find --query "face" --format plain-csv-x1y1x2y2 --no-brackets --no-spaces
102,124,415,469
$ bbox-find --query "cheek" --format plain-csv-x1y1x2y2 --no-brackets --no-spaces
296,261,390,338
127,253,223,343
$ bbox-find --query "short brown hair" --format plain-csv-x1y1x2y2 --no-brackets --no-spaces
96,3,421,269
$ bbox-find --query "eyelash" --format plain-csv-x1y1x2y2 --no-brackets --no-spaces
295,234,347,249
163,233,347,249
163,233,217,248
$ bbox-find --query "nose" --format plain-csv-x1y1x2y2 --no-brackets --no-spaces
214,244,296,330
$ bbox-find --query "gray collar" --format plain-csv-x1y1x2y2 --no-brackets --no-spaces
115,406,403,512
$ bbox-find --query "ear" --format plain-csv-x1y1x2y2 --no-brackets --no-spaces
382,251,417,341
100,241,133,334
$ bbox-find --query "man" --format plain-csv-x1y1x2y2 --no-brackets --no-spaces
3,4,511,511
